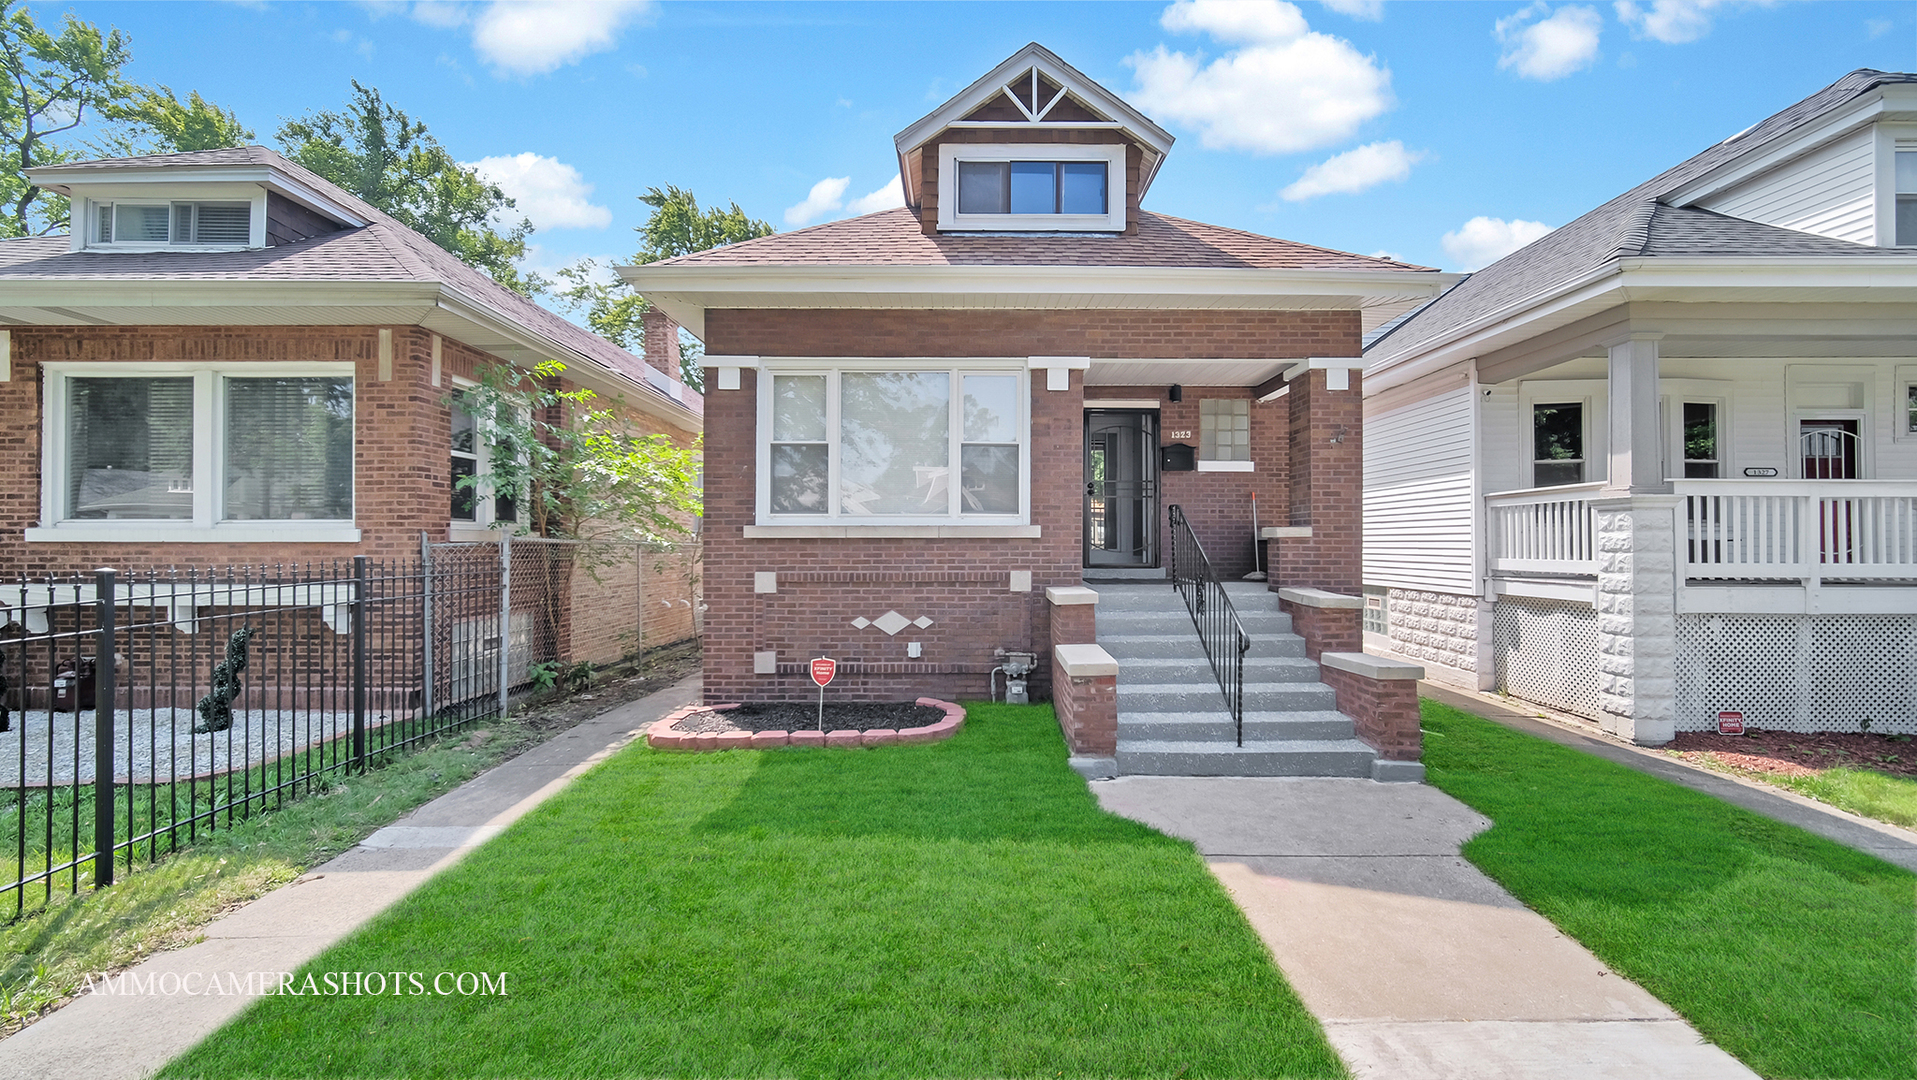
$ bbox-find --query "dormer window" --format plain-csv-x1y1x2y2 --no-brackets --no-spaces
91,201,254,248
1897,151,1917,246
937,143,1126,232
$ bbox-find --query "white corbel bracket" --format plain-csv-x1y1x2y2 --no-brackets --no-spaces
1028,355,1091,392
701,354,759,391
1283,357,1365,392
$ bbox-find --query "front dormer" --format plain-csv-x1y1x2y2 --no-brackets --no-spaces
26,147,367,253
893,43,1174,236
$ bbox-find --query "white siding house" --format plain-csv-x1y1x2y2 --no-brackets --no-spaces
1362,69,1917,744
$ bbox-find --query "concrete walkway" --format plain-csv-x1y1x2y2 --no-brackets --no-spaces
1421,682,1917,873
1094,776,1760,1080
0,676,701,1080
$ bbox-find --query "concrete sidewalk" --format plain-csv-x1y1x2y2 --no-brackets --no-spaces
0,675,700,1080
1094,777,1759,1080
1422,682,1917,873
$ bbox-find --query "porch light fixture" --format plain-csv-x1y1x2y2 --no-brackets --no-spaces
1168,384,1183,403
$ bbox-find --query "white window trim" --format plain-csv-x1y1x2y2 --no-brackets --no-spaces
1891,362,1917,442
755,359,1031,529
447,376,527,538
76,190,268,252
1876,125,1917,247
29,360,358,543
936,142,1126,232
1196,460,1254,472
1518,379,1608,488
1658,378,1732,480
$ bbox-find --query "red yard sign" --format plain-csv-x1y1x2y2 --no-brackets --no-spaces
810,657,837,688
1717,711,1745,736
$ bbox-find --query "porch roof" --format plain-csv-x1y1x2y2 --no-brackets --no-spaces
1368,69,1917,373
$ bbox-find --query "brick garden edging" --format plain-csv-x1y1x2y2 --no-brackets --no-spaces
644,697,965,751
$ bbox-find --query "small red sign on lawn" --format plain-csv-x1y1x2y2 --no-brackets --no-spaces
1717,711,1745,736
810,657,837,688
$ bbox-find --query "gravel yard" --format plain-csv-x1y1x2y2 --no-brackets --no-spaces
0,708,364,786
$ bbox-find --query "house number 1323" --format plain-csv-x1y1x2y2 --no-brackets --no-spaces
1165,429,1193,439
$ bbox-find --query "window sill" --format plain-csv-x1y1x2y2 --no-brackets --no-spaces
744,524,1041,539
448,525,509,542
26,523,362,544
1196,460,1254,472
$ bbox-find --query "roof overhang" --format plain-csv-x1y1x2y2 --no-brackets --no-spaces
26,162,373,230
891,43,1177,207
0,277,700,428
619,263,1459,340
1365,255,1917,393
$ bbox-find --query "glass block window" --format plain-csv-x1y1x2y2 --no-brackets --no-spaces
1200,399,1251,461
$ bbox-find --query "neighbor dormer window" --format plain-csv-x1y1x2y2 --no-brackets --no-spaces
1898,151,1917,246
937,143,1126,232
92,201,254,247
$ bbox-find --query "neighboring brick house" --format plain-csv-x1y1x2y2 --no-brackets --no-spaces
0,146,703,665
625,44,1453,717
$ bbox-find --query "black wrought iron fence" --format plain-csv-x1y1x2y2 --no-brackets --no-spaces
1167,504,1252,747
0,535,632,922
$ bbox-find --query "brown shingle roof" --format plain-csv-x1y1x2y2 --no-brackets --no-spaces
2,147,696,415
651,208,1436,272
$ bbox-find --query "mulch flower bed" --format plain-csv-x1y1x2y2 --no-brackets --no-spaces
645,698,964,752
1667,729,1917,780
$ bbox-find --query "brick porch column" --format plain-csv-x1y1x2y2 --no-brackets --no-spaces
1273,361,1363,657
1047,586,1117,779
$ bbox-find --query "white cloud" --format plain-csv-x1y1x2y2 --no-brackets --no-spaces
1614,0,1726,43
1281,140,1422,200
1441,215,1554,270
471,1,652,76
785,176,850,226
1868,17,1894,39
1496,3,1602,81
466,152,611,230
410,1,470,28
1320,0,1384,20
846,176,904,215
1127,0,1393,155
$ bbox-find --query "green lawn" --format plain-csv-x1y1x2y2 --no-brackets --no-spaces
1422,700,1916,1080
162,704,1344,1079
1689,757,1917,830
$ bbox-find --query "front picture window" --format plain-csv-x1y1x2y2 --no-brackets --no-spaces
53,367,354,526
763,368,1026,522
1532,402,1584,487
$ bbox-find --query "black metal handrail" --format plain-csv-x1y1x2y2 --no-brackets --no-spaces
1167,505,1252,746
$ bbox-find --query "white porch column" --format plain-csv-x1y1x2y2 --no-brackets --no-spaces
1591,333,1678,744
1605,333,1668,496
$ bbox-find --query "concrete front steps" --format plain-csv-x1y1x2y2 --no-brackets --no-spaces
1095,581,1379,778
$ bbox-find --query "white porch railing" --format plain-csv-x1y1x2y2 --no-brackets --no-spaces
1678,480,1917,583
1485,482,1602,576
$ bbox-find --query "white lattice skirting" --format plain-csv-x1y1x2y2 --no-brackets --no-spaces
1676,614,1917,734
1492,597,1600,720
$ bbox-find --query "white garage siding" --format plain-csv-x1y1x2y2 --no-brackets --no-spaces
1364,382,1477,594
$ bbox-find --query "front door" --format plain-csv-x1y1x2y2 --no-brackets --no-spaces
1084,410,1158,567
1800,419,1860,479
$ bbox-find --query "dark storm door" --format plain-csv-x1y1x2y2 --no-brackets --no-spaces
1084,410,1159,567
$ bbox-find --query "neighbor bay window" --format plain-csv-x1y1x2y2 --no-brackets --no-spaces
761,366,1027,524
34,363,356,542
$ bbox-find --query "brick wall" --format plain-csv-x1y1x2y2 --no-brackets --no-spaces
1320,664,1421,761
699,308,1360,705
1,324,701,659
1052,671,1116,756
1276,367,1363,594
1280,599,1360,661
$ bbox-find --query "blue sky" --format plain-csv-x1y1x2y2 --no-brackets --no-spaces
52,0,1917,288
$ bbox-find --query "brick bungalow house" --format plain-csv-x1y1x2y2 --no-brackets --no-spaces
0,146,702,677
625,44,1454,776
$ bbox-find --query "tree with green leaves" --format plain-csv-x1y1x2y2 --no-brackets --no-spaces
96,86,253,157
453,359,702,547
552,185,773,390
277,81,539,297
0,3,251,237
0,1,130,236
